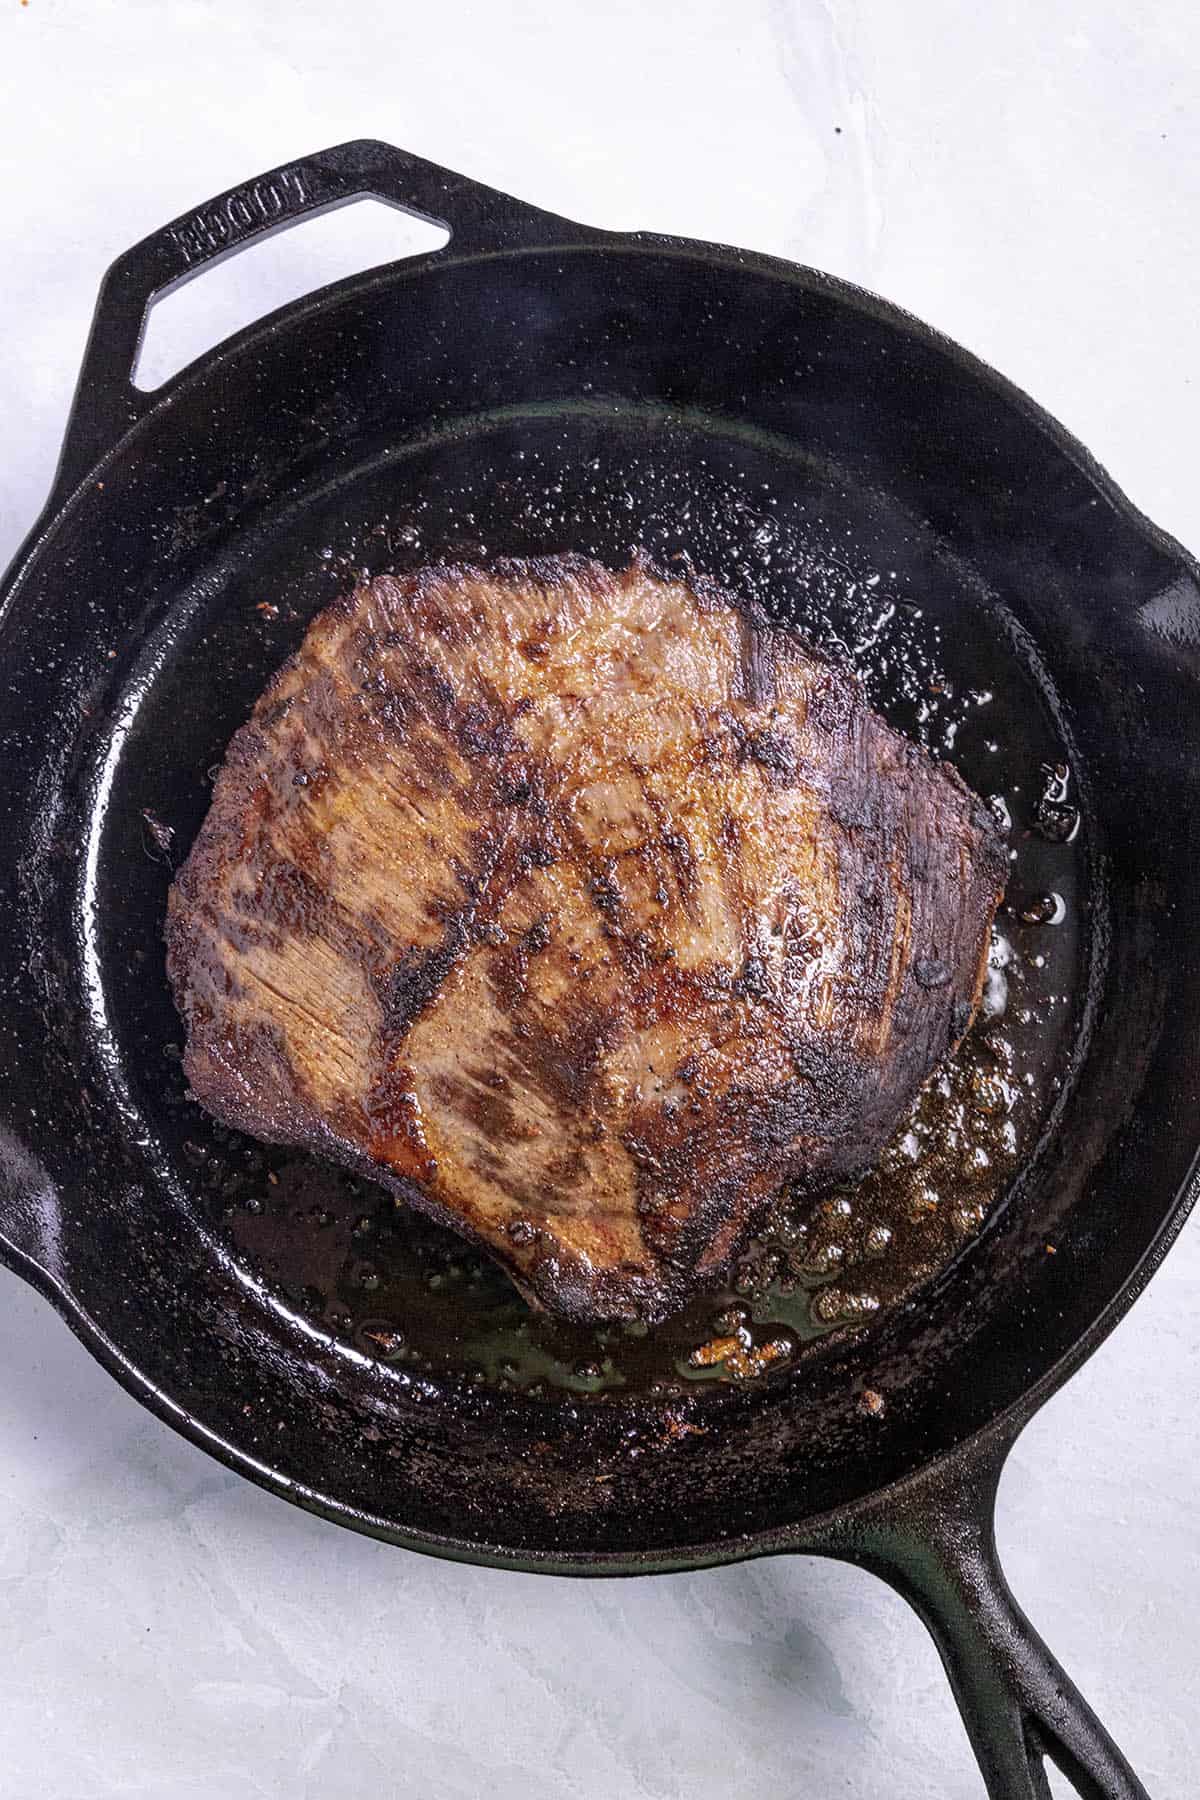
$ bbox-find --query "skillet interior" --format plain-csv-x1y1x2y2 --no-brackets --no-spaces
1,238,1199,1563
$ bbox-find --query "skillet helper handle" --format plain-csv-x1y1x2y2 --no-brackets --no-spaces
54,138,576,496
824,1438,1149,1800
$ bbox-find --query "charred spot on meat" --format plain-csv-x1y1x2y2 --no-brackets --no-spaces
166,555,1007,1325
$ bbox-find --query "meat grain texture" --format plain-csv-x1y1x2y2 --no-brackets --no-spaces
167,556,1007,1324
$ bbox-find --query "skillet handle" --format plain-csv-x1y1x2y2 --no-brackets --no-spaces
54,138,583,496
816,1434,1149,1799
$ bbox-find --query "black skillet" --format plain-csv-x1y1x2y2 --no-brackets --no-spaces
2,140,1198,1800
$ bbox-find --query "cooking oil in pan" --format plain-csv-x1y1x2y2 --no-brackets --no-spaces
219,922,1057,1398
166,439,1086,1398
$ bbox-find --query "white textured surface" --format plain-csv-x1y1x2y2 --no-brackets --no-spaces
1,3,1198,1795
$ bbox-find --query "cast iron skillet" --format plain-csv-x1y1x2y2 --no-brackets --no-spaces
2,141,1198,1800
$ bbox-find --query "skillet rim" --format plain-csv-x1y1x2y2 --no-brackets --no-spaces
2,217,1199,1568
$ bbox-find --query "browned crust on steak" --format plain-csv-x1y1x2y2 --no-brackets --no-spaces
166,554,1007,1324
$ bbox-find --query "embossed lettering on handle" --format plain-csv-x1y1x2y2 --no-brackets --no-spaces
52,141,574,498
167,168,311,267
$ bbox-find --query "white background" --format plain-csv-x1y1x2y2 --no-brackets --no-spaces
1,3,1197,1796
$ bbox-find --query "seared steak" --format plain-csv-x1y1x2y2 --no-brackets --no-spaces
166,555,1007,1323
